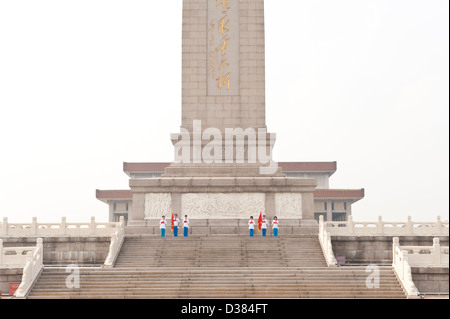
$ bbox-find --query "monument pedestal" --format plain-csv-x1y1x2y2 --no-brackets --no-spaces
128,176,318,232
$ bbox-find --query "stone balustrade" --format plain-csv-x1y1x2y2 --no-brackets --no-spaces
392,237,420,297
325,216,448,237
1,216,121,237
318,215,337,267
392,237,449,298
399,238,449,267
0,239,37,268
104,216,125,268
13,238,44,298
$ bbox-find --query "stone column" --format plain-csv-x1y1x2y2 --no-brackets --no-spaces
128,192,146,227
265,193,275,218
301,192,315,220
108,202,114,223
326,200,333,222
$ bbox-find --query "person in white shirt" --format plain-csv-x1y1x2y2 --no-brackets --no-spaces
160,216,167,238
183,215,190,237
173,214,180,237
248,216,255,237
261,215,268,237
272,216,280,237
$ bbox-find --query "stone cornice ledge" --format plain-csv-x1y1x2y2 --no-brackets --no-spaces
129,177,317,193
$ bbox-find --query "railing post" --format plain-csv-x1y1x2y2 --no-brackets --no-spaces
433,238,441,266
348,215,354,234
402,250,409,271
377,216,383,235
90,217,96,235
61,217,67,236
0,239,3,266
37,237,43,249
31,217,37,236
407,216,413,235
36,238,43,265
437,216,442,234
1,217,6,236
393,237,400,263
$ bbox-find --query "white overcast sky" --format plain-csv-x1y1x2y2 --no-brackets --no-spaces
0,0,448,223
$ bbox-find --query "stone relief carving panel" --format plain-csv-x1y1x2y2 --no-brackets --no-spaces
144,193,172,219
181,193,265,219
275,193,302,219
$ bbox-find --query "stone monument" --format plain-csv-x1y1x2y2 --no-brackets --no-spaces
128,0,318,231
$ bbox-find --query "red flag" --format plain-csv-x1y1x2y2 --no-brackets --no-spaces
258,212,263,232
171,213,175,232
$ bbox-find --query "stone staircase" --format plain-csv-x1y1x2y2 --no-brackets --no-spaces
115,235,327,268
29,266,405,299
27,235,407,299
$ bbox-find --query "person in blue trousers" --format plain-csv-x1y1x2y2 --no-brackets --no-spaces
173,214,180,237
248,216,255,237
160,216,167,237
272,216,279,237
183,215,190,237
261,215,268,237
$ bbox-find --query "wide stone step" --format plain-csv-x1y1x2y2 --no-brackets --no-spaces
35,276,400,281
31,290,405,298
29,290,406,299
28,295,407,300
35,277,400,283
36,266,398,275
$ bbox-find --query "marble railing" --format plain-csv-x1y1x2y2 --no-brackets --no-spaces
0,239,37,268
392,237,419,297
398,238,449,267
392,237,448,298
103,216,125,268
1,217,120,237
324,216,448,237
318,216,337,267
1,238,44,299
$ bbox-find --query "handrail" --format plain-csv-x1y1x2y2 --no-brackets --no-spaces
392,237,424,298
0,239,37,268
14,238,44,299
318,216,337,267
103,217,125,268
1,216,120,237
324,216,448,237
397,238,449,267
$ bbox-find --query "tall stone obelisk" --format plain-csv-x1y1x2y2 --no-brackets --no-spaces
128,0,318,228
181,0,265,130
165,0,282,177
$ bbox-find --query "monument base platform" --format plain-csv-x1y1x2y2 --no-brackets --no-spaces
163,163,285,178
126,218,319,236
129,176,318,222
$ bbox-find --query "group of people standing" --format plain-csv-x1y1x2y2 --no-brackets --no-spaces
248,215,279,237
159,214,189,238
159,214,280,238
